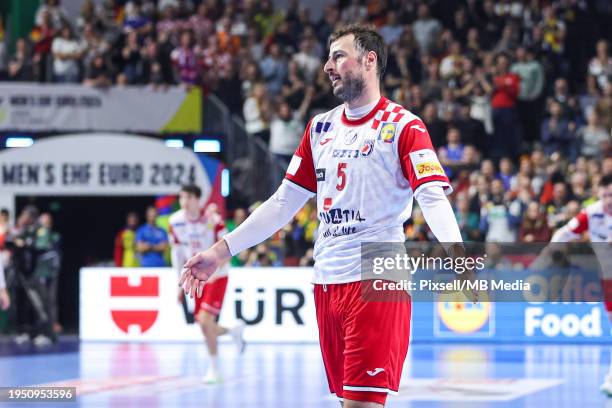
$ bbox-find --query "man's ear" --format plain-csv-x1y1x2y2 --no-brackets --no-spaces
366,51,377,71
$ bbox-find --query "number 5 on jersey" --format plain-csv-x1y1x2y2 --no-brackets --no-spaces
336,162,347,191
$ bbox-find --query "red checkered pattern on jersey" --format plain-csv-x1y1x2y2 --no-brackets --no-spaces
371,101,408,130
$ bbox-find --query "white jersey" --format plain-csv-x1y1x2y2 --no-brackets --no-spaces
564,201,612,243
553,200,612,278
168,208,228,279
285,97,451,284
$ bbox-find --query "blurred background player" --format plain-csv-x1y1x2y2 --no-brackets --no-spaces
5,206,56,346
136,206,168,267
114,211,140,267
34,213,62,335
0,209,10,311
0,254,9,311
181,24,464,407
549,173,612,395
169,184,244,384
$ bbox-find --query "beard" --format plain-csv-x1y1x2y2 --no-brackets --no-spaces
333,71,366,102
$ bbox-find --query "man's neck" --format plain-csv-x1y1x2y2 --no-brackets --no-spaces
344,87,381,111
186,210,200,221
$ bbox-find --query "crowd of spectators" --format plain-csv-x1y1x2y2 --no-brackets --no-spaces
0,0,611,266
0,207,62,344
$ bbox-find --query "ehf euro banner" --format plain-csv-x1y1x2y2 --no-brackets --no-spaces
0,83,201,133
0,133,212,196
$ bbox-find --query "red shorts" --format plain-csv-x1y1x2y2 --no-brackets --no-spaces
314,280,411,405
194,276,228,316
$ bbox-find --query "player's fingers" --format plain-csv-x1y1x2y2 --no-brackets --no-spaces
183,253,201,269
178,268,190,286
190,278,198,299
186,275,195,296
197,281,205,298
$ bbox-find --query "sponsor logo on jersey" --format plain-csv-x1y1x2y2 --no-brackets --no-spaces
378,122,396,143
319,138,333,145
366,368,385,376
314,121,332,133
344,130,358,145
416,162,445,178
321,225,358,238
323,197,333,211
360,139,374,157
319,208,366,224
409,149,445,179
316,168,326,182
410,124,426,133
332,149,359,158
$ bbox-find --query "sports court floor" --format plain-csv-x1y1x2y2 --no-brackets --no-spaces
0,338,610,407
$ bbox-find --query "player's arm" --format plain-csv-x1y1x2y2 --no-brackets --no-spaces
550,209,588,242
154,230,169,252
168,224,187,270
398,119,462,246
135,228,151,253
181,120,317,296
223,180,313,255
183,181,312,280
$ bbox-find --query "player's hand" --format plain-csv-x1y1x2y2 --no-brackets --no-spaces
458,267,479,304
448,244,479,304
0,288,10,311
177,288,185,303
179,240,231,298
179,251,218,298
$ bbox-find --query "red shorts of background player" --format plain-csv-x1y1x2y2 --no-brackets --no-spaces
194,276,228,316
314,280,411,405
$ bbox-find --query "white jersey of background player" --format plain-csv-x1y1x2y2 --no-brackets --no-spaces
169,185,243,384
551,174,612,395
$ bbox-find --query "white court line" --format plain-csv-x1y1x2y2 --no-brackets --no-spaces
324,378,564,402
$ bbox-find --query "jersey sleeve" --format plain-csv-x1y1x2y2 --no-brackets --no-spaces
284,119,317,194
167,223,180,245
567,209,589,234
398,119,452,195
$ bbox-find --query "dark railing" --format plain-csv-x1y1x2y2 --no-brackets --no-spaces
204,94,286,206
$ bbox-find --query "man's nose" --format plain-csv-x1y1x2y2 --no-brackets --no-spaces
323,59,334,74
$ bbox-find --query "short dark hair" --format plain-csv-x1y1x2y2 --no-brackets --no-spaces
328,24,387,80
601,173,612,187
181,184,202,198
23,205,39,219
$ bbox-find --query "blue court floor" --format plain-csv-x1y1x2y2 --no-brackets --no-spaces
1,338,611,407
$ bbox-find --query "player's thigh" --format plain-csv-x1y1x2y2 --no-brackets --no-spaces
343,281,411,394
343,399,384,408
194,277,228,318
201,276,229,315
314,284,345,395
